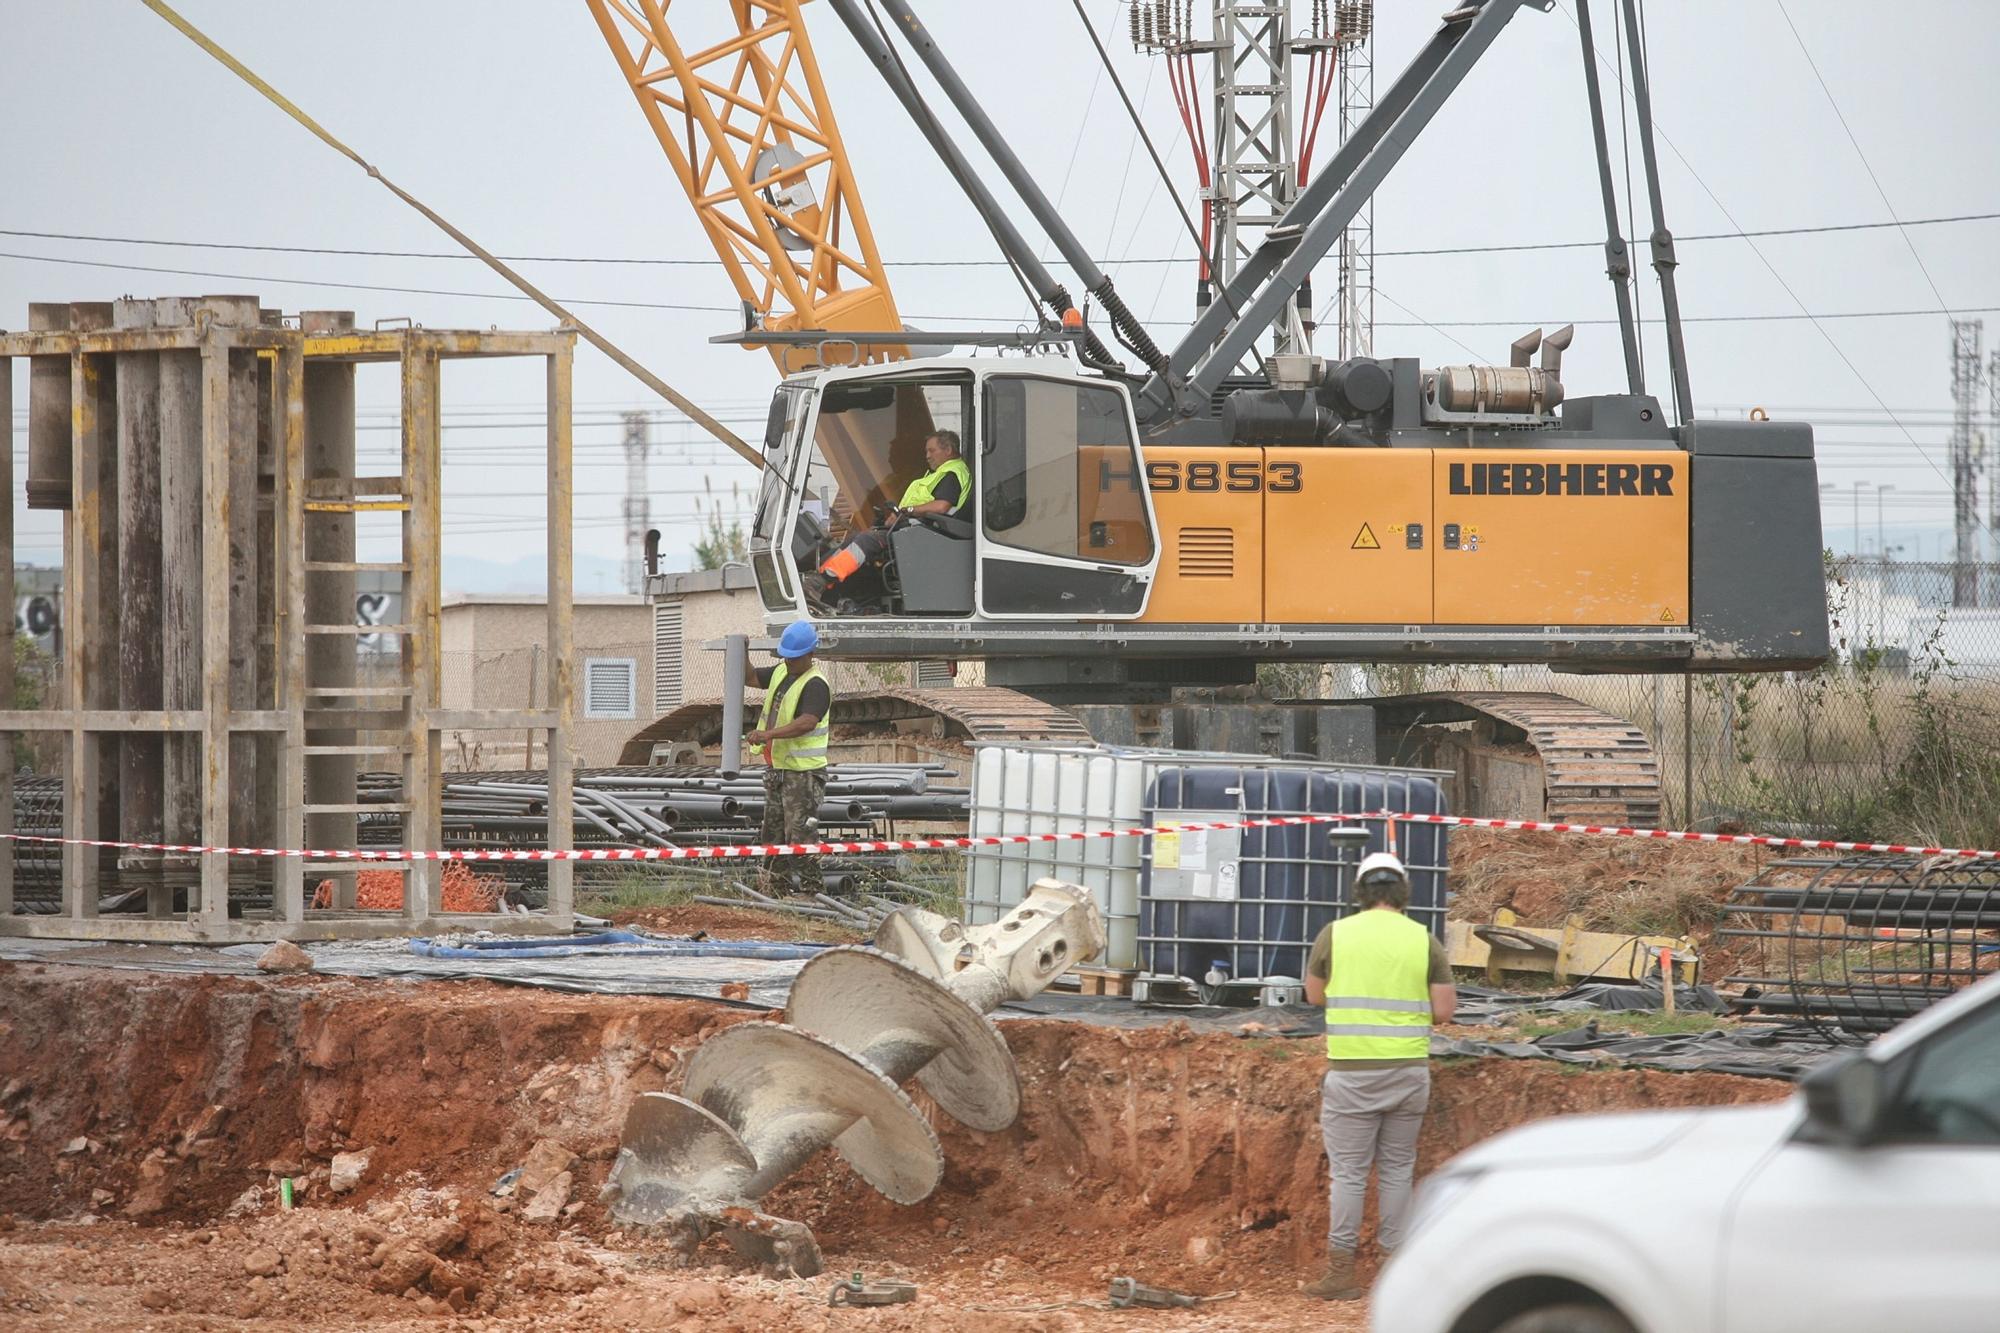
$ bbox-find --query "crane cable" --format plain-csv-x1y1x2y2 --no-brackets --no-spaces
136,0,760,468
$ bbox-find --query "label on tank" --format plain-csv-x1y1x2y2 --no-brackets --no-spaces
1147,812,1242,901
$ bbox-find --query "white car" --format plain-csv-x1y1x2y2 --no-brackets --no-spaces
1373,970,2000,1333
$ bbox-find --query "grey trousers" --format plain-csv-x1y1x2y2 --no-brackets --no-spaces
1320,1062,1431,1253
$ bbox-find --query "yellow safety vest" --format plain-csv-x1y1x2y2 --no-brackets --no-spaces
1323,909,1434,1061
759,662,830,771
898,457,970,514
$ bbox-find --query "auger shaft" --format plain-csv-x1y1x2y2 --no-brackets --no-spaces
603,881,1106,1275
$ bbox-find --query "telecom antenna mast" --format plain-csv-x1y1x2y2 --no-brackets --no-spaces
1133,1,1346,362
622,410,653,596
1949,318,1983,606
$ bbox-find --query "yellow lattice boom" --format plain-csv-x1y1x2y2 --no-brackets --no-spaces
586,0,907,371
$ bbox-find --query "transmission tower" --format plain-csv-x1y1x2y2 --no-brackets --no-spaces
1330,1,1374,358
1989,344,2000,581
621,411,652,596
1948,319,1983,607
1133,1,1352,362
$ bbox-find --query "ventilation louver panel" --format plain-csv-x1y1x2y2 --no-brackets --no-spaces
1177,527,1235,579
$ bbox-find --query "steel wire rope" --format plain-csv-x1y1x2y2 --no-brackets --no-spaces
1776,1,1960,325
1069,0,1263,373
854,0,1056,335
1550,0,1996,545
1099,59,1160,259
136,0,754,463
1612,0,1646,385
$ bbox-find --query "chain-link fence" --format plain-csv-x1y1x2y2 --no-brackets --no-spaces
1291,559,2000,843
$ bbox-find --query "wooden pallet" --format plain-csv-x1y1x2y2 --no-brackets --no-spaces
1057,965,1139,998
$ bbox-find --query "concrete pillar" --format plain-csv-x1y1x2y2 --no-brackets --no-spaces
113,297,167,912
302,310,357,908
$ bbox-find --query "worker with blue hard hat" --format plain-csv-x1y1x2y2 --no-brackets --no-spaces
743,620,832,895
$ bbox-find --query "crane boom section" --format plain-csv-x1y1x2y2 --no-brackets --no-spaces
585,0,906,371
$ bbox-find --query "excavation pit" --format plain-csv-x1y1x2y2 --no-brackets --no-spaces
0,958,1788,1328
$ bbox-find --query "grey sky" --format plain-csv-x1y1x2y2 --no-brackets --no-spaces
4,0,1997,588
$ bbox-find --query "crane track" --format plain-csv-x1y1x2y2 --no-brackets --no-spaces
625,686,1662,825
1370,691,1664,826
618,686,1091,764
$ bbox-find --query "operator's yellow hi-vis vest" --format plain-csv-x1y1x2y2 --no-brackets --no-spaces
760,662,830,771
898,457,970,513
1323,909,1434,1060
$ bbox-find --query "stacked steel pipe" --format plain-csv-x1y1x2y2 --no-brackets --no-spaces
6,764,970,911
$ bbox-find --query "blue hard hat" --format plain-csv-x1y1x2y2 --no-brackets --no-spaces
778,620,819,658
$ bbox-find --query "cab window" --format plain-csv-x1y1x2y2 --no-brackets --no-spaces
980,377,1151,564
1881,998,2000,1146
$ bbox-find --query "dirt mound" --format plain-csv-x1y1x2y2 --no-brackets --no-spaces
605,902,866,944
0,961,1787,1327
1449,828,1768,954
0,1189,599,1323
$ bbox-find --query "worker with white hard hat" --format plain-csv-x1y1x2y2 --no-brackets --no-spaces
744,620,832,895
1300,849,1458,1301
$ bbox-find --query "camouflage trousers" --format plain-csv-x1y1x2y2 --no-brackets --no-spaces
759,767,826,896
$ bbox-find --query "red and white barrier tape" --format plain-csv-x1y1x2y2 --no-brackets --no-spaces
2,811,1995,863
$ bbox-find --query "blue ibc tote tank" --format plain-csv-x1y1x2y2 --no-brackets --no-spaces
1137,762,1448,984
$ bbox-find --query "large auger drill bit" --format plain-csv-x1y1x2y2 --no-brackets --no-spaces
602,880,1105,1276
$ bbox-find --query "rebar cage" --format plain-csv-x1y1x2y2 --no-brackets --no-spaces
1719,854,2000,1042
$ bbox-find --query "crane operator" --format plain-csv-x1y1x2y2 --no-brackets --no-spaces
810,430,969,600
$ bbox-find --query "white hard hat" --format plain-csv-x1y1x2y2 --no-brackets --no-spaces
1355,851,1409,885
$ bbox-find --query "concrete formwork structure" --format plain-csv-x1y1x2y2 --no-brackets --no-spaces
0,298,578,942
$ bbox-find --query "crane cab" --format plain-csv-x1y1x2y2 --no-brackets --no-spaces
748,357,1160,625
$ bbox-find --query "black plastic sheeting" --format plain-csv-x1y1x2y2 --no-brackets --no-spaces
1003,979,1837,1080
0,937,1840,1078
1431,1024,1835,1081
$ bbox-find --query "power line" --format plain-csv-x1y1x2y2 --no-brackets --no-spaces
8,246,1986,331
4,210,1993,266
1372,307,2000,329
0,250,1023,324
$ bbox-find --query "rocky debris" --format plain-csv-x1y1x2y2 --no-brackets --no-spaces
255,940,315,973
61,1136,91,1155
513,1138,577,1196
719,982,751,1001
177,1104,226,1155
521,1171,572,1224
370,1243,434,1295
328,1149,371,1195
242,1247,284,1278
123,1149,173,1219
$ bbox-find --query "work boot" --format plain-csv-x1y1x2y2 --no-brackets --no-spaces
1302,1249,1362,1301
